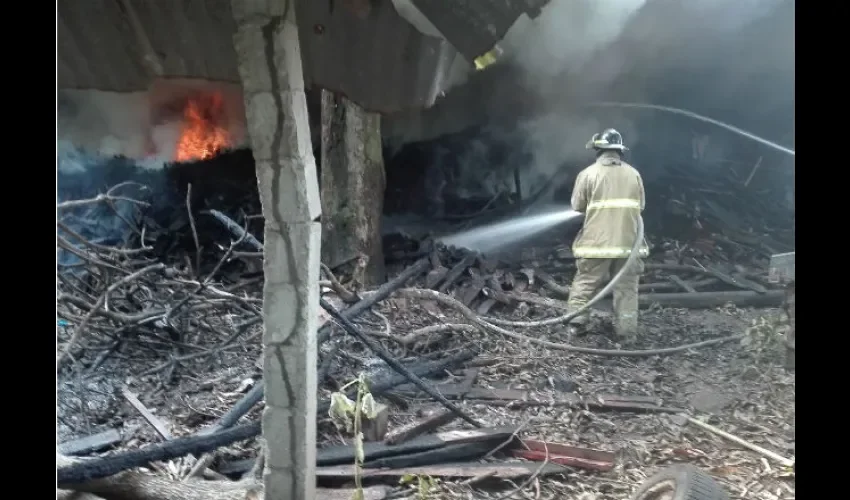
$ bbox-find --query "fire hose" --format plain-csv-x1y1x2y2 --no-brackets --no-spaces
487,213,645,329
586,102,795,157
475,214,748,356
521,102,795,217
486,102,795,354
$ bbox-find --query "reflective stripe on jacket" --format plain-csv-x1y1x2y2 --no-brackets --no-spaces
571,151,649,259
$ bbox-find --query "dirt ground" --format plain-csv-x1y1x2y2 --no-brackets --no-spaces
57,275,795,500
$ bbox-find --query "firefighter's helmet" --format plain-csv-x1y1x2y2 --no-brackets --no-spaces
586,128,629,151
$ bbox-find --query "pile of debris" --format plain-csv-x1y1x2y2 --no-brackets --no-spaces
56,177,794,500
401,242,786,324
384,143,794,277
644,160,793,265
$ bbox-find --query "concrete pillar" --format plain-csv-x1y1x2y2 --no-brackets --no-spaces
231,1,321,498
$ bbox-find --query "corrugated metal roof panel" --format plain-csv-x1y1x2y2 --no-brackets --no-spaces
56,0,545,113
57,0,240,92
58,0,150,91
410,0,549,60
129,0,240,83
296,1,461,114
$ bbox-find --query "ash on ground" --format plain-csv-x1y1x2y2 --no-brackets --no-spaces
57,146,793,499
57,238,793,500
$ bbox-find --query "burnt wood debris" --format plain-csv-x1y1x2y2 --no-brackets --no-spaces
57,144,794,498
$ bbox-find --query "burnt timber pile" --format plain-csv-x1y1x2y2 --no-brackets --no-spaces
57,148,794,500
384,143,793,316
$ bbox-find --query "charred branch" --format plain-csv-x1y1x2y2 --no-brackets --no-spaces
317,258,430,344
58,347,478,485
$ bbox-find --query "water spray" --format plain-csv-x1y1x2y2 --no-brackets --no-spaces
435,207,643,331
447,213,744,356
587,102,795,157
436,206,584,253
538,101,794,326
484,215,644,329
432,103,790,352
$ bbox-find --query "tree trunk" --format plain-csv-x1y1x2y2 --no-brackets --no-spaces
320,90,386,286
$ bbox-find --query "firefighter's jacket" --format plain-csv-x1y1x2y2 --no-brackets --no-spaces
571,151,649,258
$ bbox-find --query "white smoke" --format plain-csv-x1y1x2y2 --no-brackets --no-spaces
385,0,794,205
502,0,647,82
384,0,648,146
517,111,640,192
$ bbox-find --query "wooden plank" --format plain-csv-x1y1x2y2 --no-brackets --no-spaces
425,250,449,289
394,384,573,404
384,409,459,445
318,486,388,500
668,275,697,293
317,437,440,467
535,270,570,297
705,265,767,293
58,429,122,456
425,267,449,289
639,290,783,309
317,462,566,480
364,441,494,469
317,426,517,466
457,279,485,306
480,399,685,413
476,297,498,315
394,385,684,414
483,276,511,305
437,253,477,293
220,428,520,477
596,394,663,406
122,388,172,440
731,273,769,294
639,278,717,293
511,439,616,472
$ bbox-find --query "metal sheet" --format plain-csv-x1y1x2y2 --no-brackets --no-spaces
57,0,240,92
56,0,546,113
295,0,460,113
410,0,549,60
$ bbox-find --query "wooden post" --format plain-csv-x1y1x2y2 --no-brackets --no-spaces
320,90,387,287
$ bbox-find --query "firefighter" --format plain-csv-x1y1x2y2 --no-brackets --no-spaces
566,128,649,338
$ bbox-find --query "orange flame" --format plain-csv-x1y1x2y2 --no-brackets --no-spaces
175,93,231,162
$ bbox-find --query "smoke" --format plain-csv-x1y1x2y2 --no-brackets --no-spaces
510,0,793,168
57,80,248,169
501,0,647,83
57,80,249,269
57,149,165,269
385,0,794,209
516,111,640,193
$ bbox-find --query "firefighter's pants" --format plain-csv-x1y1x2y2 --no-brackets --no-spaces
566,257,645,336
